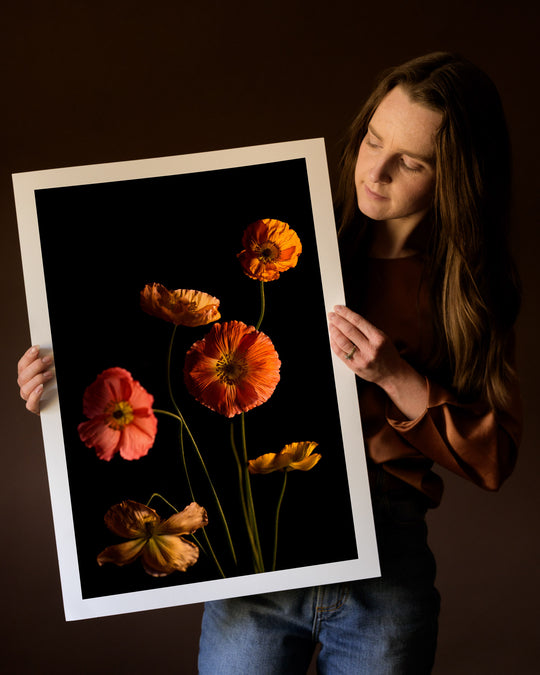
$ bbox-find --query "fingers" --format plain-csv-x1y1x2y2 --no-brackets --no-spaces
24,383,46,415
328,306,389,381
328,307,367,353
17,345,40,376
17,346,54,415
331,305,379,339
328,313,361,365
329,332,357,364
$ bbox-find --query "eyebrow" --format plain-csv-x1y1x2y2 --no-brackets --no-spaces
367,124,435,164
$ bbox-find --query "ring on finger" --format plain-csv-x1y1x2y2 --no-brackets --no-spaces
345,344,357,360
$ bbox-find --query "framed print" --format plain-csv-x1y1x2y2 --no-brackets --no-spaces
13,138,380,621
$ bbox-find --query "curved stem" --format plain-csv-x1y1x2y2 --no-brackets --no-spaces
162,327,238,568
195,534,226,578
272,472,288,571
230,422,261,569
153,408,182,423
230,422,250,536
255,280,266,330
153,407,237,569
144,493,225,577
146,492,179,512
240,413,264,572
167,325,181,415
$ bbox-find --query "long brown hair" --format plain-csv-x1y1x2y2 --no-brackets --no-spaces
336,52,521,409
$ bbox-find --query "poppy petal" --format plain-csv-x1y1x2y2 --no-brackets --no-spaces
103,500,159,538
237,219,302,281
117,415,159,460
97,539,147,567
78,368,157,461
141,284,221,326
141,535,200,576
77,418,121,461
159,502,209,535
184,321,280,418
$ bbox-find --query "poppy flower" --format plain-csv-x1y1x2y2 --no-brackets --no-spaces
77,367,158,461
237,219,302,281
97,500,208,577
140,284,221,327
184,320,281,418
248,441,321,474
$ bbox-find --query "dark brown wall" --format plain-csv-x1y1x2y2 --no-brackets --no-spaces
2,1,538,673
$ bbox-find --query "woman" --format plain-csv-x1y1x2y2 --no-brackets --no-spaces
18,52,521,674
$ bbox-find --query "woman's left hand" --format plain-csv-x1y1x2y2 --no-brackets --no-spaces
328,305,427,420
328,305,403,386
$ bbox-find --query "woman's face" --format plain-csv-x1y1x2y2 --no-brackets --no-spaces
354,86,442,229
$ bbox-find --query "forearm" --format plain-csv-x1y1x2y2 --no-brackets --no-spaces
378,359,427,421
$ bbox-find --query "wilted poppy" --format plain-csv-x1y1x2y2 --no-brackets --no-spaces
77,367,158,461
248,441,321,474
141,284,221,327
97,500,208,577
237,218,302,281
184,320,281,418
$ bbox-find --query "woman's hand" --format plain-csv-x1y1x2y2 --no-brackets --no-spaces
17,346,54,415
328,305,427,420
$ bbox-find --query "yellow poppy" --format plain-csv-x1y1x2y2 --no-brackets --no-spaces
248,441,321,474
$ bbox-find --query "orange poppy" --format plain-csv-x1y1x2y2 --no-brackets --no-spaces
77,367,158,461
140,284,221,327
97,500,208,577
184,320,281,418
237,219,302,281
248,441,321,474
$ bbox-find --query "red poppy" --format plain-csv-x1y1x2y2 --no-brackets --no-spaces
184,321,281,418
97,500,208,577
140,284,221,327
77,367,157,461
237,219,302,281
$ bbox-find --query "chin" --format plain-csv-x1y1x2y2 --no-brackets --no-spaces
356,197,388,221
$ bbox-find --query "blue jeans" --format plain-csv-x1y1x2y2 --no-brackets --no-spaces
198,472,440,674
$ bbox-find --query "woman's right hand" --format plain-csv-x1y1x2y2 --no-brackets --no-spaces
17,346,54,415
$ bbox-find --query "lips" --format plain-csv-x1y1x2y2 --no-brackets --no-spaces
364,184,388,200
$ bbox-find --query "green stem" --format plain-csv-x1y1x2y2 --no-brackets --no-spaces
167,325,181,416
230,422,250,538
230,421,261,569
255,280,266,330
146,492,179,512
153,407,237,570
272,472,288,571
153,408,183,423
195,533,226,578
162,327,238,568
144,493,225,578
240,413,264,572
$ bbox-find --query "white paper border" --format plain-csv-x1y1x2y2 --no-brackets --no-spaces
13,138,380,621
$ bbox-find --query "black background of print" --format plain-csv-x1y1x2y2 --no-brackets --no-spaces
34,157,358,597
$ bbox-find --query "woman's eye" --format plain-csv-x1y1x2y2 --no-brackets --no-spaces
400,158,422,172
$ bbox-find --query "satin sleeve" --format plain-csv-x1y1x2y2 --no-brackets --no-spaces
385,375,522,491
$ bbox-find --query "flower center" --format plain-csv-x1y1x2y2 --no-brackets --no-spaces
254,240,280,263
105,400,135,430
215,352,248,385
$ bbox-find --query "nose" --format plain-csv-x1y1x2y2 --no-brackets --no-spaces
368,156,392,184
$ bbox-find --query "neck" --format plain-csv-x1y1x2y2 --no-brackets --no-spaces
368,216,429,259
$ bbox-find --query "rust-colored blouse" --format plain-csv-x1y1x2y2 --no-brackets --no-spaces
347,254,522,506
